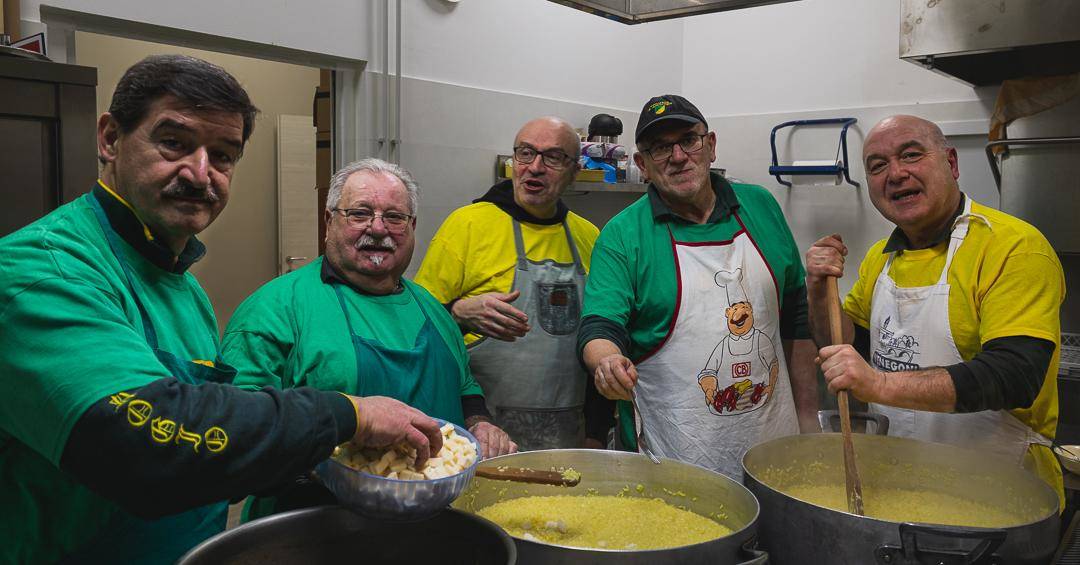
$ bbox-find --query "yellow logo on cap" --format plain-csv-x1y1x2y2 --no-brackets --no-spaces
649,101,672,115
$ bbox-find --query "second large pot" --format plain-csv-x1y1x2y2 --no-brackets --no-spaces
453,449,764,565
743,433,1060,564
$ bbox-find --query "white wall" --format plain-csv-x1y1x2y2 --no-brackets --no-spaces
674,0,1003,295
23,0,379,62
402,0,683,110
23,0,684,110
705,100,998,295
21,0,1014,295
680,0,980,117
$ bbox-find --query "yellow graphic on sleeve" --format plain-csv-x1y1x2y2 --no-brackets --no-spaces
127,400,152,427
109,391,135,411
175,424,203,453
150,417,178,443
192,359,215,368
204,427,228,453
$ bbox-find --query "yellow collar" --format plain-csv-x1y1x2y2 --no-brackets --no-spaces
96,179,155,242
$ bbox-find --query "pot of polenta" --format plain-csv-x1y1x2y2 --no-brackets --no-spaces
453,449,766,564
742,433,1060,565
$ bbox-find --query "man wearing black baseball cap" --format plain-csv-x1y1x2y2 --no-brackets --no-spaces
578,94,820,480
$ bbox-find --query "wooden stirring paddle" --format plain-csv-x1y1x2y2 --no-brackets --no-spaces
475,466,581,487
826,276,865,516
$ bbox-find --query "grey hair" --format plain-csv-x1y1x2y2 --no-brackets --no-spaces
326,158,420,213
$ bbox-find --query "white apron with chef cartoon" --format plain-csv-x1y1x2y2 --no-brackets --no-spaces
634,220,798,481
868,195,1051,465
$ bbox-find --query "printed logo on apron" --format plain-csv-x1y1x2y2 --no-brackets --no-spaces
871,316,920,372
700,267,781,416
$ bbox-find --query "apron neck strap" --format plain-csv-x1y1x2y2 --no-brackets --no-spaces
561,221,586,275
511,220,529,271
511,219,585,274
89,195,160,349
882,194,974,284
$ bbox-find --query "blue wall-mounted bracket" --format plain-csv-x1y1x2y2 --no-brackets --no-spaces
769,118,860,188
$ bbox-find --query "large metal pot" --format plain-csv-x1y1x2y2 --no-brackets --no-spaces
453,449,766,564
178,505,515,564
743,434,1060,564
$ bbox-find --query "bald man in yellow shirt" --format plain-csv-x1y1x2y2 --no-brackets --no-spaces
416,117,603,451
805,115,1065,509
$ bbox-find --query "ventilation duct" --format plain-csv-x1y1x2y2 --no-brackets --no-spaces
548,0,801,24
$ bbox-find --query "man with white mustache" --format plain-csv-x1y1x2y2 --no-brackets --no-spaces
356,233,396,266
223,158,516,519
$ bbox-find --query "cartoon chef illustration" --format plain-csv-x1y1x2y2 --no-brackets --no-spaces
698,267,780,415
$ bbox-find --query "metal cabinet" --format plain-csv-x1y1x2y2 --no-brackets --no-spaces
0,56,97,238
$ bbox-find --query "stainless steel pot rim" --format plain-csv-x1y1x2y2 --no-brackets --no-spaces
180,506,518,563
476,448,761,551
741,433,1060,525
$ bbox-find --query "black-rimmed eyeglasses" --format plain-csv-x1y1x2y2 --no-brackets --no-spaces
643,133,707,162
332,208,414,232
512,145,575,170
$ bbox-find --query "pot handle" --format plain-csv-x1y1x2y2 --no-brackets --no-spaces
874,523,1006,565
736,538,769,565
818,410,890,435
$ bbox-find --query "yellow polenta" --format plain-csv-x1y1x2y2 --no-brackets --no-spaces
477,495,731,550
782,484,1027,527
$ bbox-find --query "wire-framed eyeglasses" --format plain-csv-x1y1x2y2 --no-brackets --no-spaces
512,145,575,170
643,133,707,162
332,208,414,232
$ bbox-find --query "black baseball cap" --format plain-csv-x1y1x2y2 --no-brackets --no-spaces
635,94,708,144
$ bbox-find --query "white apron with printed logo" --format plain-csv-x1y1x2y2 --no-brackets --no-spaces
634,217,798,481
868,196,1050,466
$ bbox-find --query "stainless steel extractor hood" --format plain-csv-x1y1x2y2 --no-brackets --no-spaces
900,0,1080,86
548,0,801,24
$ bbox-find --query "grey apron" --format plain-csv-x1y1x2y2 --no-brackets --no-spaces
468,219,587,450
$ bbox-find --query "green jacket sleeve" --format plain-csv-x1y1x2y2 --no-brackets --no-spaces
221,286,299,392
0,277,170,464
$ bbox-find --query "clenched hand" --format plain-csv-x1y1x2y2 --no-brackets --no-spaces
817,344,885,403
805,234,848,283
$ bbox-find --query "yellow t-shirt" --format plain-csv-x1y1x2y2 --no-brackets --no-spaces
415,202,600,345
843,199,1065,507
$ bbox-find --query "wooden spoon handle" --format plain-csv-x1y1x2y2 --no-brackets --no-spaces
827,276,865,516
475,466,581,487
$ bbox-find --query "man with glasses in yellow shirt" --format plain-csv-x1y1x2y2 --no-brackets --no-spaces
416,117,604,451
